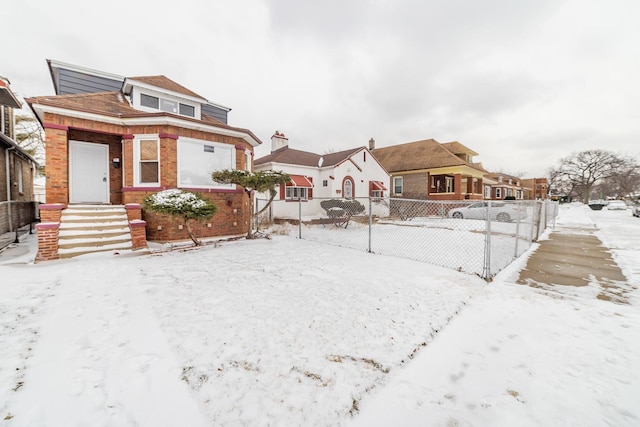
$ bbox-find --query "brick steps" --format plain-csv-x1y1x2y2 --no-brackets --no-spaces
58,205,133,258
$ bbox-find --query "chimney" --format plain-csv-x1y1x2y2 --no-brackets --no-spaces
369,138,375,150
271,130,289,152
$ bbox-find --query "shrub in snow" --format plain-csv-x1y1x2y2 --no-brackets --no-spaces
211,169,291,239
143,189,217,246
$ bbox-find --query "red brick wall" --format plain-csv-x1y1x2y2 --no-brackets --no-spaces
41,113,255,241
35,222,60,261
43,124,69,204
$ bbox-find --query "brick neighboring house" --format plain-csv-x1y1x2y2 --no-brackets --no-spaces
26,60,261,260
370,138,485,201
521,177,549,200
254,133,390,219
1,77,39,242
484,172,525,200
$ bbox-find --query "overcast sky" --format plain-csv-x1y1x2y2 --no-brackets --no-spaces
5,0,640,177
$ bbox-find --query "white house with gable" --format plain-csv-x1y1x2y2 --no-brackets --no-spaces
254,132,390,219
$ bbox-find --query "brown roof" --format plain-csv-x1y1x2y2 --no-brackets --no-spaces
255,146,365,168
25,92,261,144
441,141,478,157
127,75,205,99
372,138,476,172
26,91,140,115
255,147,321,167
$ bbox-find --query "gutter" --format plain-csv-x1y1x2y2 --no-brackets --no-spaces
5,146,15,232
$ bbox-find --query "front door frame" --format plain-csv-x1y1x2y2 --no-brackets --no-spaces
69,140,110,204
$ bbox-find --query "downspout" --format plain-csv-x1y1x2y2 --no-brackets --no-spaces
6,146,15,232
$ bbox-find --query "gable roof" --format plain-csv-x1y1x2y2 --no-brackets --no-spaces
372,138,481,172
255,146,367,168
125,75,206,100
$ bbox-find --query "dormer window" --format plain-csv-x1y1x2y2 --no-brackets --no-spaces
139,92,196,117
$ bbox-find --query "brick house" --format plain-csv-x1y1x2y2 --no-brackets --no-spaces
254,133,390,219
521,177,549,200
370,138,486,201
26,60,261,260
1,77,39,242
483,172,526,200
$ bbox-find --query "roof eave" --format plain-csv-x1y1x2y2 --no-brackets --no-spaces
28,102,262,147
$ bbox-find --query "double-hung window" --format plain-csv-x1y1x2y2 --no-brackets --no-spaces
393,177,403,195
134,137,160,186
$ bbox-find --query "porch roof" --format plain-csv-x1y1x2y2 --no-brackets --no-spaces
0,81,21,109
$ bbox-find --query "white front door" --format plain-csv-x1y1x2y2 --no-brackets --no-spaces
69,141,110,204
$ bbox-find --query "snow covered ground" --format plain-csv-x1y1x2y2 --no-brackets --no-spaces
0,203,638,426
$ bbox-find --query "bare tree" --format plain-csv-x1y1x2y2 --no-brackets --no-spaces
551,150,631,204
15,113,45,168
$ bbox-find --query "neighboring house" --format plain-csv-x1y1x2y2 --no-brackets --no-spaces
26,59,261,260
254,132,390,219
484,172,525,200
370,138,486,201
521,177,549,200
1,76,39,239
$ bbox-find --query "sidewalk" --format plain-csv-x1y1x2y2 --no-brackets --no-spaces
516,223,630,303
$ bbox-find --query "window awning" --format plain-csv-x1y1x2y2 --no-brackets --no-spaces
371,181,387,191
287,174,313,188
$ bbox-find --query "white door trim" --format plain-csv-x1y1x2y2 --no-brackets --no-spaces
69,140,110,204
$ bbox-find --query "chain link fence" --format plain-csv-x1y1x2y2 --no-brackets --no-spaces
255,197,558,280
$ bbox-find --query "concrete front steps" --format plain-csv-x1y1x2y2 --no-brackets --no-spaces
58,205,133,258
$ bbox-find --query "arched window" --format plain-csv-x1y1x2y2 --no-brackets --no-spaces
343,178,353,198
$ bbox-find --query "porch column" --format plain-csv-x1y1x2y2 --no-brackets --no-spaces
454,174,462,200
43,123,69,204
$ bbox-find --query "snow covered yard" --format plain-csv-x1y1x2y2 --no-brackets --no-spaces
0,237,481,426
0,202,638,426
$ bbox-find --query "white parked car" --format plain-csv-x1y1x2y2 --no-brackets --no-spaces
607,200,627,210
447,201,527,222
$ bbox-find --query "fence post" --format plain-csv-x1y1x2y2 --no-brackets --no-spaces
368,197,372,253
483,201,492,280
13,202,21,244
298,197,302,239
514,201,521,258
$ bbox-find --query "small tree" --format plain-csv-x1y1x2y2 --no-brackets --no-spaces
143,189,217,246
211,170,291,239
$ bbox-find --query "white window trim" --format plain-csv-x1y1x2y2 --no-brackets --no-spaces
343,178,353,198
133,88,201,119
17,160,23,193
245,149,252,172
133,135,160,187
285,187,308,200
177,137,236,189
393,176,403,195
496,188,502,199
